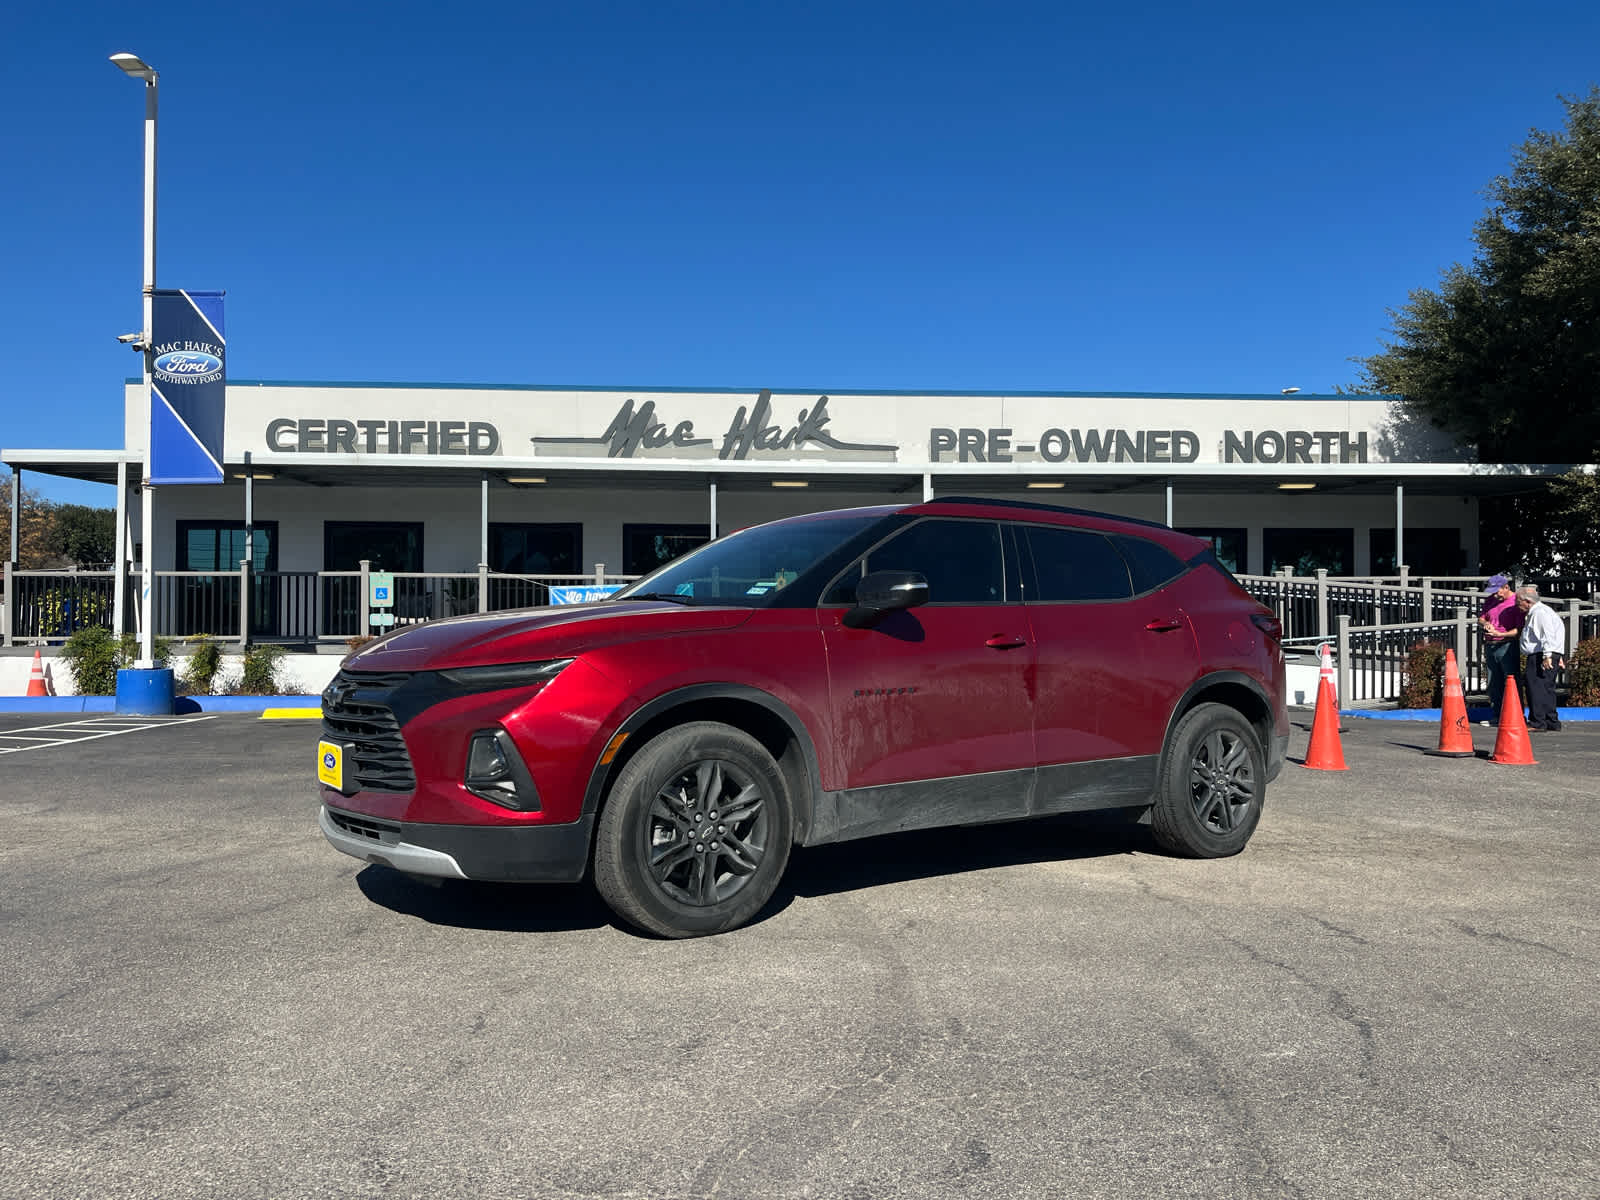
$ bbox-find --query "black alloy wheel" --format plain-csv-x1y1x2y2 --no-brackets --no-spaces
646,756,771,906
594,722,793,937
1150,702,1265,857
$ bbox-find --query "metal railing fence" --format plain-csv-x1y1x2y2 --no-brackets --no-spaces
1,563,638,647
5,564,1597,707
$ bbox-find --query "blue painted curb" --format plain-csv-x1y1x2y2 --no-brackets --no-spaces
1340,706,1600,722
0,695,322,714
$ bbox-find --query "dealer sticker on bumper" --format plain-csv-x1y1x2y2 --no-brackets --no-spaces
317,740,345,791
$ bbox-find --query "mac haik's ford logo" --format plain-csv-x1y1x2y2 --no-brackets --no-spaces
153,343,224,384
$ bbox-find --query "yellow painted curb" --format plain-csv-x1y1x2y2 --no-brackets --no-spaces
260,708,323,720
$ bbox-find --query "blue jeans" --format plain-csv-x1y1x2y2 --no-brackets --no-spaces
1484,639,1523,720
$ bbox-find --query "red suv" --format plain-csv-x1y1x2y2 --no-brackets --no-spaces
318,497,1287,937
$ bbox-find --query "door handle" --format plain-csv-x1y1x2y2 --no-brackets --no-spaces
1145,618,1185,633
985,635,1028,649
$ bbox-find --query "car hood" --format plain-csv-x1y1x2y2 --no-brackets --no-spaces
344,601,756,672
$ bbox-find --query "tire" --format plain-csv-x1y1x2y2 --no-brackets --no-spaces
1149,703,1265,858
593,722,793,938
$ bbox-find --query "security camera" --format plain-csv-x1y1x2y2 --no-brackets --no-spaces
117,332,147,347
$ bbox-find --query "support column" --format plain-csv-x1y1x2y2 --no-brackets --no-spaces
8,464,19,563
1395,482,1405,575
114,459,129,638
479,473,490,613
3,467,16,649
922,472,933,502
243,450,254,572
709,478,718,539
1164,480,1174,528
241,452,254,649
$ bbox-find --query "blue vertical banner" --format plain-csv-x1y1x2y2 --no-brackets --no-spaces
149,288,226,484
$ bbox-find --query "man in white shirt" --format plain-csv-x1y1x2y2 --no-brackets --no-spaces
1515,585,1566,732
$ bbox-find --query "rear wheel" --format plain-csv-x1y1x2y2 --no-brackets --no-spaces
1150,703,1264,858
593,722,793,937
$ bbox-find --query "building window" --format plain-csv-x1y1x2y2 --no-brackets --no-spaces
1370,528,1463,577
623,524,711,577
175,521,279,638
488,523,582,609
489,523,581,575
1179,527,1247,576
179,520,277,573
1263,528,1354,576
324,521,427,633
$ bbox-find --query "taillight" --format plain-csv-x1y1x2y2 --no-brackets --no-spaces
1251,613,1283,643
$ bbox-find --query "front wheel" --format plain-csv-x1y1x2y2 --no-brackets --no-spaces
593,722,793,938
1150,703,1265,858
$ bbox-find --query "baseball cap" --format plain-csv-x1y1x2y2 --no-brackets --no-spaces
1483,573,1509,594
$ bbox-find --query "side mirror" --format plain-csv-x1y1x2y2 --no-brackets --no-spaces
843,570,930,628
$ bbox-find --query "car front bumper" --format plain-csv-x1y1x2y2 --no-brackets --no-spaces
320,804,594,882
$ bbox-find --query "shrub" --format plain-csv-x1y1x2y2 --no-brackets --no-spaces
180,635,224,696
345,635,375,657
239,643,287,694
1401,640,1447,709
1568,636,1600,706
58,627,121,695
58,629,172,694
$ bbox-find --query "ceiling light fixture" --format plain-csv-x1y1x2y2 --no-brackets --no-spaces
1026,481,1066,489
506,476,547,485
1277,482,1317,490
231,471,274,480
771,480,809,488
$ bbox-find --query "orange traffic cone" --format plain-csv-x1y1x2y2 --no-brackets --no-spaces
1303,673,1347,770
1424,648,1475,758
1488,676,1537,765
26,648,51,697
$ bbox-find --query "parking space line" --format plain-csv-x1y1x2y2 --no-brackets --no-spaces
0,715,218,756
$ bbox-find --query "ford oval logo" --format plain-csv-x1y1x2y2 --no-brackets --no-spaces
154,351,223,375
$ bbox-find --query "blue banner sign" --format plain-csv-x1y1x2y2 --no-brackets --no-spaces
149,289,226,484
549,585,624,605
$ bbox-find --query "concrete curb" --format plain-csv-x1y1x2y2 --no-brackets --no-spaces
0,695,322,714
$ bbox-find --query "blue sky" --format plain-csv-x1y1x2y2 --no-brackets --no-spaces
5,0,1597,505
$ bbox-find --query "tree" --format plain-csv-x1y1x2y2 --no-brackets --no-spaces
0,474,58,568
1354,87,1600,463
46,503,117,568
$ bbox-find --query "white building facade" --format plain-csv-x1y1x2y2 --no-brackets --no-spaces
5,379,1566,645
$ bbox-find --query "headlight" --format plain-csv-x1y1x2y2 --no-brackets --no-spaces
436,658,574,691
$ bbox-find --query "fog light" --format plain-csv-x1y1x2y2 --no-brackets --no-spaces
464,730,539,810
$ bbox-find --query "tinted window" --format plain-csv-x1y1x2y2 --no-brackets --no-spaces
1023,525,1131,602
1263,527,1354,576
615,515,882,606
827,518,1006,605
1111,534,1185,594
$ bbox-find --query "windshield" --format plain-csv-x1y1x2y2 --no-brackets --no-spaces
612,513,883,606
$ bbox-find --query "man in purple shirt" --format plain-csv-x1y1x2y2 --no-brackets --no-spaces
1479,574,1525,725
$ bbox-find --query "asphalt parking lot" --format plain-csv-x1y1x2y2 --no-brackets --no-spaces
3,712,1598,1200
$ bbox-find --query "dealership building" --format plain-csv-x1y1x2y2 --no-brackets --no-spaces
3,380,1567,619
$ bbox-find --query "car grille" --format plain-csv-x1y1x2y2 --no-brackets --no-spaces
321,670,417,793
325,809,403,844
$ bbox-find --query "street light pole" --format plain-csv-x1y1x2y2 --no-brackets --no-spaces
111,52,158,667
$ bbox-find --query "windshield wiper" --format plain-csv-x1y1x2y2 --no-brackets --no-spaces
616,591,698,605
